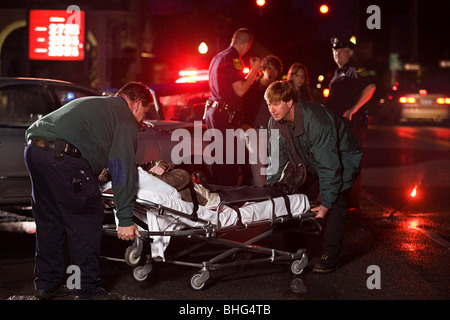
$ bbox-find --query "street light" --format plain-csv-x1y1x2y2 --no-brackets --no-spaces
256,0,266,7
198,42,208,54
319,4,329,14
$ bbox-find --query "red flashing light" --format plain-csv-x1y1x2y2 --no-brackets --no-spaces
320,4,329,14
198,42,208,54
179,69,198,77
256,0,266,7
323,88,330,98
243,67,250,74
176,69,209,83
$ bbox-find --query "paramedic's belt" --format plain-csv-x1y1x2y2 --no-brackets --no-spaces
28,138,82,158
203,100,239,124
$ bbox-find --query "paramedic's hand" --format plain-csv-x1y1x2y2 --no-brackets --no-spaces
149,164,166,176
117,224,141,241
311,205,329,219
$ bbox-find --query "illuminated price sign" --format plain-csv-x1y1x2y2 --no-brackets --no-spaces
29,9,85,60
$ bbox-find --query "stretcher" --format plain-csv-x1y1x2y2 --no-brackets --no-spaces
101,169,321,290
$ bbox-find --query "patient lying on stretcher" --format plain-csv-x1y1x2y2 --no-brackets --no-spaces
99,161,310,260
98,160,306,207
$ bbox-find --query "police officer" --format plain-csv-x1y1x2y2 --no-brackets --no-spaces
326,36,376,210
204,28,261,185
327,36,376,137
24,82,152,299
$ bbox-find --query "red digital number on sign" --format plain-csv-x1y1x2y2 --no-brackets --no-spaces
29,9,85,60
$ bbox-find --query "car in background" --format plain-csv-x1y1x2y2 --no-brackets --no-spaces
0,77,98,205
378,82,450,124
148,81,210,122
0,77,212,206
102,81,213,184
102,80,211,123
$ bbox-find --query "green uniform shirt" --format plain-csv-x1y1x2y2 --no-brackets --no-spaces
26,96,138,227
267,100,362,209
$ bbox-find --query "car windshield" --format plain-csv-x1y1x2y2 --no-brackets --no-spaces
148,82,210,122
53,87,94,105
159,91,209,122
0,85,49,125
0,84,96,125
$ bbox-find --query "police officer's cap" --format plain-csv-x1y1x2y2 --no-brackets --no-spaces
330,36,355,50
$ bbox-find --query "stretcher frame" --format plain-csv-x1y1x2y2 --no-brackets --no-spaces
101,192,321,290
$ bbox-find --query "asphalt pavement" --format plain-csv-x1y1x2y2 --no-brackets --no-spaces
1,192,448,303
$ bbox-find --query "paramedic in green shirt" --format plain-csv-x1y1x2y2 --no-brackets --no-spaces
264,81,362,273
24,81,152,299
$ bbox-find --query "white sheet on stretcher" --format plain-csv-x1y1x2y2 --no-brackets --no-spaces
107,168,311,260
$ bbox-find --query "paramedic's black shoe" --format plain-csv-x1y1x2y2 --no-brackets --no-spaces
296,163,307,187
277,161,297,194
278,161,306,194
34,286,70,300
74,287,121,300
313,255,337,273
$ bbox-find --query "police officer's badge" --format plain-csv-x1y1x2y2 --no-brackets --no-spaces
233,58,243,70
356,67,369,77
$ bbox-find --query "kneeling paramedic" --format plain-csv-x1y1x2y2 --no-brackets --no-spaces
24,82,152,299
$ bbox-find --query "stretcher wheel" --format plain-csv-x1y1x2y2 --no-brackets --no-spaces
189,273,206,290
289,254,308,275
132,265,151,282
125,245,141,266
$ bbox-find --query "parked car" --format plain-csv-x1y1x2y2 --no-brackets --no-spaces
378,82,450,124
0,77,212,206
0,77,98,205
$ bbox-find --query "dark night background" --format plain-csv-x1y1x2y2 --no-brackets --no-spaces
0,0,449,94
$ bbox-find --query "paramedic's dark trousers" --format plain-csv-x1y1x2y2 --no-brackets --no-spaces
322,188,351,259
24,144,104,296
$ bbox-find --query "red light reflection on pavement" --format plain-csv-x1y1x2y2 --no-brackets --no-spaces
400,218,426,254
393,126,450,148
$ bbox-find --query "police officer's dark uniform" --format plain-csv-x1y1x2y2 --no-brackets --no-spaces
326,37,375,138
326,37,375,210
204,45,246,185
